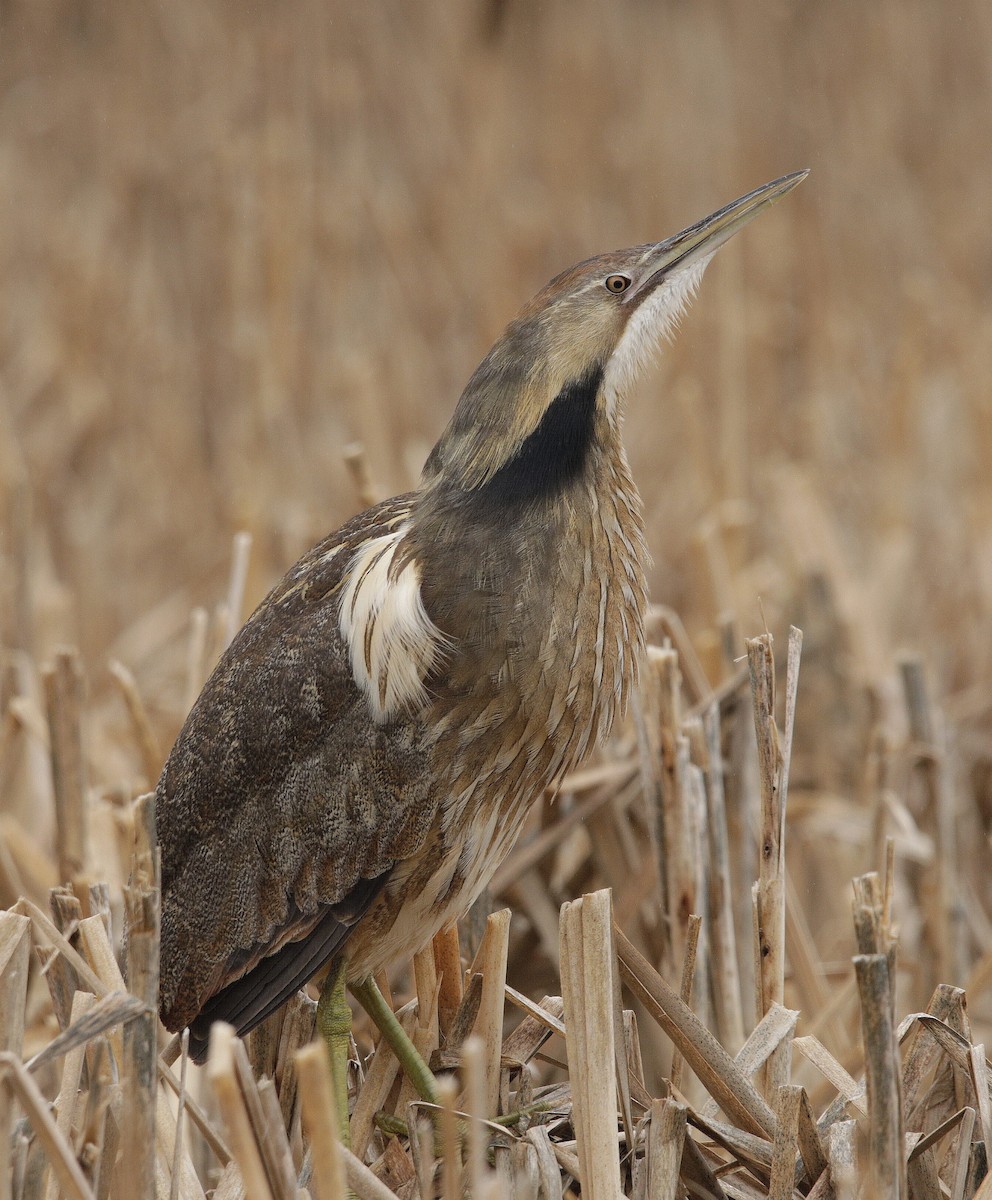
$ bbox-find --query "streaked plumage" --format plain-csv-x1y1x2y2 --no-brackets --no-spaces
156,172,807,1061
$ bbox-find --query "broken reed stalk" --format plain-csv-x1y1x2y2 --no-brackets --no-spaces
699,703,745,1055
122,792,160,1200
184,607,210,713
0,914,29,1059
44,989,94,1200
614,922,777,1138
436,1074,461,1200
223,532,254,651
794,1086,829,1188
769,1084,827,1198
41,890,83,1023
168,1031,190,1200
901,983,965,1129
851,867,905,1200
669,912,701,1093
855,954,905,1200
559,889,624,1200
0,1052,95,1200
747,628,801,1097
793,1032,865,1121
412,1117,434,1200
0,911,30,1200
948,1107,978,1200
295,1041,346,1200
342,443,380,510
646,1098,686,1200
697,1000,797,1129
969,1044,992,1171
207,1024,274,1200
208,1023,299,1200
769,1083,801,1200
747,632,782,1020
159,1051,232,1168
828,1119,858,1200
652,646,691,975
341,1148,405,1200
10,889,113,1084
852,872,896,1015
432,922,463,1043
784,869,842,1053
898,654,966,994
461,1034,489,1199
42,648,88,894
107,660,162,788
471,908,511,1119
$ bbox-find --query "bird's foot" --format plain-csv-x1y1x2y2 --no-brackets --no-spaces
316,957,354,1148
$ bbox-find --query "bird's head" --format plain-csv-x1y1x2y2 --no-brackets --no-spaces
423,171,807,505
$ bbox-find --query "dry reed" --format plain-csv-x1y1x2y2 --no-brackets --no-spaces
28,618,992,1195
0,609,978,1196
3,0,992,1195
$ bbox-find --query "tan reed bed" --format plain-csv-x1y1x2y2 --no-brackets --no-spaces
1,586,991,1199
3,3,992,1194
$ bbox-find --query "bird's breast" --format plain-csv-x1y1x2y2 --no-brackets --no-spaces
421,452,650,840
334,453,649,979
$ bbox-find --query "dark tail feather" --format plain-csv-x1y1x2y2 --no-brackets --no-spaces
186,876,388,1063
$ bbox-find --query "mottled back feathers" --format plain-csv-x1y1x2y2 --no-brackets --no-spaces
158,497,441,1034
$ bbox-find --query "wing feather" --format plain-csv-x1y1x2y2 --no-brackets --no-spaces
157,495,442,1039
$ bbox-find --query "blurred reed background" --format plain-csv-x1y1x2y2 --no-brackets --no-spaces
2,1,992,1195
3,0,990,686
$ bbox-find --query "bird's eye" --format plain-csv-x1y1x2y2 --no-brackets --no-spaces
605,274,632,294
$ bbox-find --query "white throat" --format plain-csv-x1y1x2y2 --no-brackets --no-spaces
602,258,711,409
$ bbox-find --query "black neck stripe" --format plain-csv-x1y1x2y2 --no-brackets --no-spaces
474,365,602,506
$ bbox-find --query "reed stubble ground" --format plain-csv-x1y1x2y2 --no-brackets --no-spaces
2,1,992,1195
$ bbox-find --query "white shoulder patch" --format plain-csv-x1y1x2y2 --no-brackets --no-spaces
338,525,448,723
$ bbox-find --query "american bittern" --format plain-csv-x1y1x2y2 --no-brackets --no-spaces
156,173,806,1101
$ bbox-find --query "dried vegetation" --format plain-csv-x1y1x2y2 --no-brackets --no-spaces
2,1,992,1197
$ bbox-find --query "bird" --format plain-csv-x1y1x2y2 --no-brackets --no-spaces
155,171,807,1083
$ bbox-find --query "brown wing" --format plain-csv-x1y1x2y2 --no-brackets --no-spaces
156,494,441,1047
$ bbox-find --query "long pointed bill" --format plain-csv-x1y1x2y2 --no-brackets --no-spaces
626,169,809,303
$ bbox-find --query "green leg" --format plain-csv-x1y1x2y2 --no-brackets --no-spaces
316,957,353,1148
350,975,440,1105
